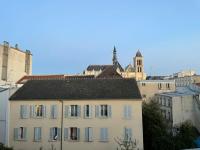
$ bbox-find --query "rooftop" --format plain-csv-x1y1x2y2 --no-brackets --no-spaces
10,78,142,101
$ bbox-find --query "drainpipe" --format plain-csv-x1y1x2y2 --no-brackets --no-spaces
60,100,64,150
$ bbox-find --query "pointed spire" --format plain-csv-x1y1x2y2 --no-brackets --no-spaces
136,49,142,57
112,46,117,65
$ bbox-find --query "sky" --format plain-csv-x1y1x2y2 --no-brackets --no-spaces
1,0,200,76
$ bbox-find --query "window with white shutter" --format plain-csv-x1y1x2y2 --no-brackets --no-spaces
96,105,111,118
34,127,42,141
20,105,29,119
85,127,93,142
14,127,27,141
100,128,108,142
50,127,60,141
124,127,132,141
65,105,81,118
123,105,132,119
31,105,46,118
68,127,80,141
51,105,58,119
84,105,93,118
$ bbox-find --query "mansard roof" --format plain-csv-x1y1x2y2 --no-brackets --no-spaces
10,78,142,100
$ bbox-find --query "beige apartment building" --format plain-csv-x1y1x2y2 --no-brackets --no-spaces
0,41,32,85
84,47,146,81
9,78,144,150
137,80,176,102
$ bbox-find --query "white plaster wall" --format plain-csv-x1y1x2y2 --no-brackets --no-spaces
9,100,143,150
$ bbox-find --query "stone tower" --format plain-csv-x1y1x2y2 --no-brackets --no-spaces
134,50,145,80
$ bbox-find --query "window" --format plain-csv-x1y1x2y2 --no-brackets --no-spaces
95,105,111,118
31,105,46,118
14,127,27,141
142,83,146,86
166,83,170,89
50,105,58,119
158,83,162,89
50,127,60,141
34,127,42,141
100,128,108,142
84,105,92,118
69,127,80,141
20,105,29,119
85,127,93,142
123,105,132,119
65,105,81,118
124,128,132,141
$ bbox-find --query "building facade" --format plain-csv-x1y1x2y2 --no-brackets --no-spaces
174,75,200,87
9,79,144,150
155,87,200,132
0,85,19,145
0,41,32,85
137,80,176,102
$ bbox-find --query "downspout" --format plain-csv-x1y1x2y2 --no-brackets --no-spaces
60,100,63,150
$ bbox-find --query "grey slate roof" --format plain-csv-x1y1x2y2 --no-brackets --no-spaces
96,66,122,78
86,65,112,71
10,78,142,100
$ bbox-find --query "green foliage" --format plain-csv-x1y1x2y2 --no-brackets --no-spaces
0,143,13,150
142,100,199,150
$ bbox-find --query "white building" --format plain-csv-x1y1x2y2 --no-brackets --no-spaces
0,85,19,145
9,78,144,150
155,86,200,132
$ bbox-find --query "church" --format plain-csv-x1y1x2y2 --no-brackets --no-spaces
84,47,146,81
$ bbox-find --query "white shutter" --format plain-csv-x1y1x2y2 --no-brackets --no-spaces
50,128,53,140
30,105,35,118
89,105,93,118
95,105,100,118
104,128,108,141
100,128,104,141
89,127,93,142
124,105,127,118
128,105,132,118
51,105,58,119
85,128,89,141
128,128,132,139
34,127,41,141
108,105,112,118
24,127,27,140
77,105,81,117
84,105,87,118
14,128,18,140
42,106,46,118
64,128,68,140
77,128,80,140
57,128,61,140
64,106,69,118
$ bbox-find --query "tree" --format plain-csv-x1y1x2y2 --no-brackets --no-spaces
174,121,199,150
142,100,173,150
142,100,200,150
0,143,13,150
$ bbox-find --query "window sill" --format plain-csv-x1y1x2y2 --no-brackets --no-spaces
65,139,80,142
48,140,59,142
99,140,109,143
33,140,42,142
14,139,27,142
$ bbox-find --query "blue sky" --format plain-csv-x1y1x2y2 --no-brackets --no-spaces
1,0,200,75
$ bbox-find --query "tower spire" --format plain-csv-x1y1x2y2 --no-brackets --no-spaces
112,46,117,65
